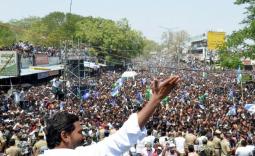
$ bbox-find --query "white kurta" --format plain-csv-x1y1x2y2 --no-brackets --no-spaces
40,113,146,156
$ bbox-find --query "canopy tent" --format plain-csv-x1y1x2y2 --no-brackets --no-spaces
83,61,100,69
121,71,137,78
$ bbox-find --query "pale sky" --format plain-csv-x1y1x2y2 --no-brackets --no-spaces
0,0,247,42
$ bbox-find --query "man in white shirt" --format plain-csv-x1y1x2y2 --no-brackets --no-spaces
51,77,64,100
235,140,253,156
174,131,185,155
246,139,255,156
142,129,156,148
40,76,180,156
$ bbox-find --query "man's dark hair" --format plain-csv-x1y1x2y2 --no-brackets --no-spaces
188,145,195,152
240,140,247,147
9,139,16,146
247,139,252,145
46,111,79,149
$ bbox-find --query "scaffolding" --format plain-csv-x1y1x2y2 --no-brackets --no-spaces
62,41,88,104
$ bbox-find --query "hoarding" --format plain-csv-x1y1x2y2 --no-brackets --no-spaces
34,53,49,65
207,31,225,50
0,51,19,76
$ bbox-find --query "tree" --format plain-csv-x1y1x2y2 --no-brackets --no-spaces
142,39,160,56
1,12,146,65
161,30,189,61
218,0,255,68
0,23,16,48
76,17,144,65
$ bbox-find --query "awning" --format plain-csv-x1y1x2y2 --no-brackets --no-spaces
121,71,137,78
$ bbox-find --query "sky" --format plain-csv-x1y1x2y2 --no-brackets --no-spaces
0,0,247,43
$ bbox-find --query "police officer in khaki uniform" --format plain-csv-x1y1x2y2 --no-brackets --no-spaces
220,133,230,156
5,139,22,156
33,133,47,156
212,130,221,156
199,138,213,156
206,133,215,156
185,128,197,152
0,135,6,153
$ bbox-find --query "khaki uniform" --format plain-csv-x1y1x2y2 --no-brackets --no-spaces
5,145,22,156
207,140,215,156
99,128,105,141
220,139,230,156
0,136,6,152
212,136,221,156
33,139,47,156
200,144,213,156
185,133,197,149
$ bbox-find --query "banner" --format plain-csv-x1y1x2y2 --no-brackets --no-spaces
48,70,59,76
37,72,49,79
0,51,19,76
207,31,225,50
34,53,49,65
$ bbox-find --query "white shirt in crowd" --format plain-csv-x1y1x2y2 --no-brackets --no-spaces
52,78,62,88
196,136,207,151
235,146,253,156
142,135,156,148
141,147,155,156
39,113,146,156
174,136,185,154
13,91,20,104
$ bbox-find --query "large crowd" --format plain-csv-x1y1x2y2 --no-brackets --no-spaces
0,54,255,156
0,41,61,57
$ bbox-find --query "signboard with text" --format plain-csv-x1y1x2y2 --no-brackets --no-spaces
0,51,19,76
34,53,49,65
207,31,225,50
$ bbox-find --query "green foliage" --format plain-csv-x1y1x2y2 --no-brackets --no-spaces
235,0,255,24
0,23,16,47
142,39,160,55
219,0,255,68
76,17,144,64
219,51,242,69
1,12,145,65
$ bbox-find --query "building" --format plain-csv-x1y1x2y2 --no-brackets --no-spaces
187,31,225,62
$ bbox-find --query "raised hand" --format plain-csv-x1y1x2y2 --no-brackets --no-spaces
150,76,180,101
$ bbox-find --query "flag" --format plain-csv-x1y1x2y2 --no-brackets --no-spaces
202,72,208,78
111,78,124,97
236,65,242,84
226,106,236,116
162,96,169,105
111,87,119,97
60,101,65,110
109,98,116,106
136,91,143,104
93,91,100,99
113,78,124,89
145,86,152,101
141,78,146,86
198,94,207,104
80,105,84,113
244,104,255,114
198,104,205,110
228,88,234,101
82,90,90,100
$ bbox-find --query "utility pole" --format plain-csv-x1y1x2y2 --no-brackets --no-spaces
69,0,73,13
159,26,179,70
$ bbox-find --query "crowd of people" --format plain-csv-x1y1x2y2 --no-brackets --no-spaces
0,54,255,156
0,41,61,57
